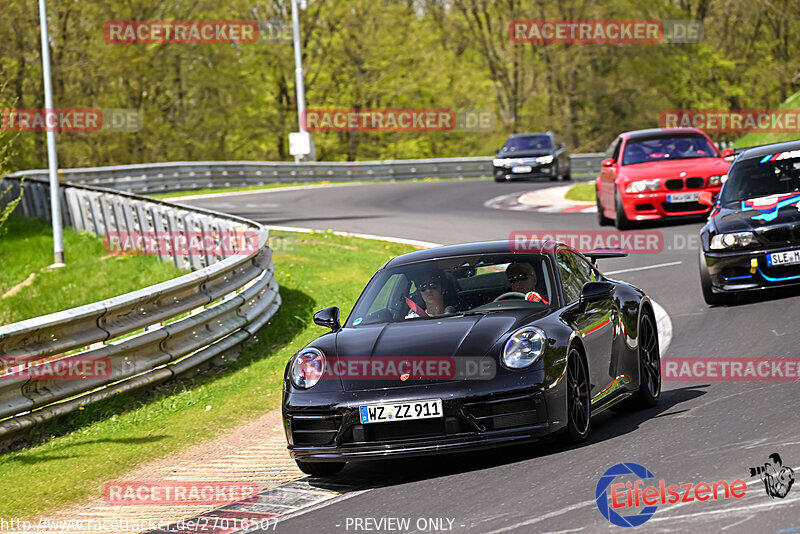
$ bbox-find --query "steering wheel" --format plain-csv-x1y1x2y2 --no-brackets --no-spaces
493,291,527,302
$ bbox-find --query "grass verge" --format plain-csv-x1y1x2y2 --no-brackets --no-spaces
0,229,417,519
735,91,800,147
148,176,490,199
564,182,596,202
0,216,186,325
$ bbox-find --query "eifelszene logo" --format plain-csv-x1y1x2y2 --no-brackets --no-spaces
595,462,747,527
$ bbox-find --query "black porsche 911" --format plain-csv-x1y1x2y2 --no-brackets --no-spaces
282,240,661,476
698,140,800,305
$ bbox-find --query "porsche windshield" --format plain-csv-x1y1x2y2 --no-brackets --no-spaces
622,135,717,165
347,254,555,326
719,155,800,204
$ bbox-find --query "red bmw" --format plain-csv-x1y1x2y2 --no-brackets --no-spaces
596,128,732,229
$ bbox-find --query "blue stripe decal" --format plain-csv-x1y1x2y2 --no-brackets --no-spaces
724,275,751,280
760,154,774,163
757,267,800,282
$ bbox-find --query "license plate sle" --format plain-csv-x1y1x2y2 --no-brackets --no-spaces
358,399,443,424
766,249,800,266
667,192,700,203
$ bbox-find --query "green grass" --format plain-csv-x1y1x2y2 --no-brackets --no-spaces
149,176,490,199
0,216,187,325
0,229,416,519
564,182,596,202
735,91,800,147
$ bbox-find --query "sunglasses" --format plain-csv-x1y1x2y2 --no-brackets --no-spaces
418,282,441,291
507,273,531,283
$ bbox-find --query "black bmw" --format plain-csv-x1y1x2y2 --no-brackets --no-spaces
282,240,661,476
698,140,800,305
492,131,570,182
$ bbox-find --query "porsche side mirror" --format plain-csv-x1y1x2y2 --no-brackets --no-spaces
314,306,341,331
601,158,615,168
698,191,716,206
579,281,615,305
722,148,734,158
494,148,500,155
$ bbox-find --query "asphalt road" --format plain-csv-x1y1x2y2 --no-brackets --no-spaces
184,181,800,534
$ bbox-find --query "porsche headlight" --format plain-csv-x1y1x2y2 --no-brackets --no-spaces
501,327,546,369
625,179,661,193
290,348,325,388
708,174,727,186
493,158,512,167
536,155,554,165
710,232,755,250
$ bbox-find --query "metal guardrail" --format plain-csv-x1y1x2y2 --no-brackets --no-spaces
5,154,606,194
0,176,280,441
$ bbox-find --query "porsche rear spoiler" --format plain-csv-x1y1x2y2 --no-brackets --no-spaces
584,248,627,265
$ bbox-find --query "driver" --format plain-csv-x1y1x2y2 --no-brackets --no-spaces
506,263,549,305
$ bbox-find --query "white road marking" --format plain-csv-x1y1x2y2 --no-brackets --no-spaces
605,261,682,275
652,300,673,356
266,225,440,249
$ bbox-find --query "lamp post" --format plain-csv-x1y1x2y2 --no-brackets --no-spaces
289,0,314,162
38,0,65,266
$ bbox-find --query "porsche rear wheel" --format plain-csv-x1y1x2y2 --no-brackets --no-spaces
562,346,591,444
631,311,660,408
295,460,345,477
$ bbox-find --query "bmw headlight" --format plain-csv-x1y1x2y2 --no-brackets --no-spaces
501,327,546,369
493,158,512,167
536,155,554,165
290,348,326,388
710,232,755,250
708,174,727,186
625,179,661,193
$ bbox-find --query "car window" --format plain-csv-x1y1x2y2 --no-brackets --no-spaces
501,135,552,152
720,156,800,204
557,251,598,303
347,254,554,325
622,135,717,165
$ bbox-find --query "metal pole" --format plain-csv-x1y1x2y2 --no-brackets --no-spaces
38,0,64,265
291,0,312,162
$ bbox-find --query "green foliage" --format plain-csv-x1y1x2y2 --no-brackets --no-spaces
0,0,798,166
565,182,596,202
0,180,23,236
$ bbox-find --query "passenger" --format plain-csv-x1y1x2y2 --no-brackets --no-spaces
406,269,456,318
506,263,549,305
